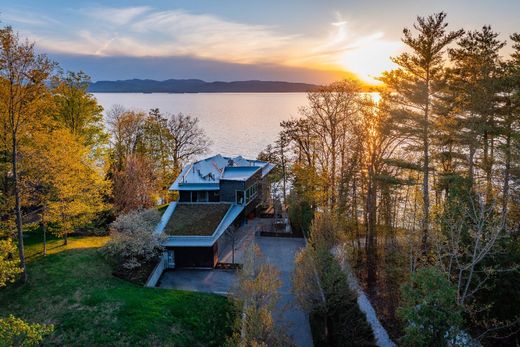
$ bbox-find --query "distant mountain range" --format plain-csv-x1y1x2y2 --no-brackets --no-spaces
88,79,321,93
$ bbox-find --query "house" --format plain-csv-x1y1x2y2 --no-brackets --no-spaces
154,154,275,269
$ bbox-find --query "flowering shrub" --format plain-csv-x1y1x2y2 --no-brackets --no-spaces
103,209,164,270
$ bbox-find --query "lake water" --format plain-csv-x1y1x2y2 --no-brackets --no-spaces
93,93,308,159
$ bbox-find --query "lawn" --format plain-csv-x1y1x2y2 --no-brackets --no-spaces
0,230,235,346
164,203,231,236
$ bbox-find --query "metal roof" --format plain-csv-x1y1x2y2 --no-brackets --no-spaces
170,154,275,191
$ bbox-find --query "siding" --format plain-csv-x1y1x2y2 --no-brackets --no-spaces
220,180,245,203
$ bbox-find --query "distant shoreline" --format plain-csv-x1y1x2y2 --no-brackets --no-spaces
90,91,313,94
88,79,322,93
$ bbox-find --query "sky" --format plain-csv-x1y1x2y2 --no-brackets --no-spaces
1,0,519,84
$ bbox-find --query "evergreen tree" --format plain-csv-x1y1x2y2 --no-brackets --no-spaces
380,12,463,256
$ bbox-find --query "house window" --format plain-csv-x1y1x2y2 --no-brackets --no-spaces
197,191,209,202
236,190,245,205
244,183,259,205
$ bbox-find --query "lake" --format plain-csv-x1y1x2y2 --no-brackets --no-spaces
93,93,308,159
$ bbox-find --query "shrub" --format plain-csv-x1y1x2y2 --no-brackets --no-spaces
398,266,465,347
0,239,22,287
0,315,54,347
103,209,164,270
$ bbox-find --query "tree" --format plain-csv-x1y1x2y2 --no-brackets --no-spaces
107,106,146,172
167,112,211,176
300,80,362,209
20,128,109,247
447,26,506,200
143,108,173,200
229,243,290,347
52,70,108,157
0,26,55,282
398,267,465,347
112,154,157,213
358,95,404,291
108,107,211,207
293,212,375,346
381,13,463,257
435,195,504,307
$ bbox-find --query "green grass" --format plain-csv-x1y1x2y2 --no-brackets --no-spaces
164,203,231,236
0,230,235,346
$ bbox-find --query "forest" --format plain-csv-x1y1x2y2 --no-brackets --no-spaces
0,10,519,347
260,12,520,346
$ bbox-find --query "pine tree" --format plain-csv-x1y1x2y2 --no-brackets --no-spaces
380,13,463,256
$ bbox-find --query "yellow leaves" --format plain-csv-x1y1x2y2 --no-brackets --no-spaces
0,239,22,288
20,127,109,228
0,314,54,346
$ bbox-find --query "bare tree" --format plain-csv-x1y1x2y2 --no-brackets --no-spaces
167,113,211,175
435,195,504,306
230,243,290,346
113,154,157,213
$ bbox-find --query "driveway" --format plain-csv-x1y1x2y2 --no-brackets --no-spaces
157,220,313,347
158,269,235,295
255,236,313,347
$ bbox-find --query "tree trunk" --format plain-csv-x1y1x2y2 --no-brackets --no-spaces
421,74,431,258
366,171,377,293
41,210,47,256
12,132,27,282
352,176,362,264
501,127,512,226
468,143,475,187
279,138,287,204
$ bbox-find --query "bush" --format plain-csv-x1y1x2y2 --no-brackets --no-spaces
103,209,164,271
398,267,464,347
288,193,313,236
0,315,54,346
0,239,22,287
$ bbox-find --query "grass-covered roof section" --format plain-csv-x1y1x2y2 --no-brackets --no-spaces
164,203,231,236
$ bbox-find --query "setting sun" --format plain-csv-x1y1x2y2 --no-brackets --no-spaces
338,33,401,84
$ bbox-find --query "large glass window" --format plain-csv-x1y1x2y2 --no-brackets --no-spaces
244,183,258,205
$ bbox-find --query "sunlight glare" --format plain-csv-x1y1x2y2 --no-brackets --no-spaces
339,33,401,84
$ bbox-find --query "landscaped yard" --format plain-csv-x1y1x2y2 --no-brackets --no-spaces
0,230,235,346
164,203,231,236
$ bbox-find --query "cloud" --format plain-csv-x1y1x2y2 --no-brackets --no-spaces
2,9,60,26
18,6,403,82
84,6,151,26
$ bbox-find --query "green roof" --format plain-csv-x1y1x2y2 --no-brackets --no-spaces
164,203,231,236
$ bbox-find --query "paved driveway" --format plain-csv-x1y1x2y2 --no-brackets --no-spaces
157,224,313,347
158,269,235,295
255,236,313,347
